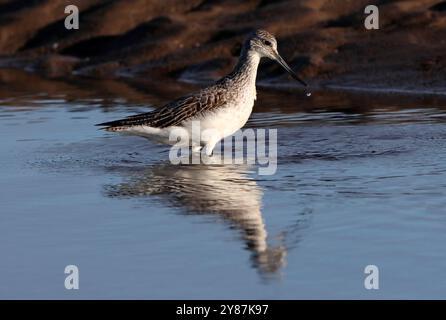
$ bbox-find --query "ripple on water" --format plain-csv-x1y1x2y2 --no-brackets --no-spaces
3,91,446,291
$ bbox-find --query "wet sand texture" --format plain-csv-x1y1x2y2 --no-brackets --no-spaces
0,0,445,92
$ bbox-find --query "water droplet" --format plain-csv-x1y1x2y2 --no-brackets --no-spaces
306,92,312,97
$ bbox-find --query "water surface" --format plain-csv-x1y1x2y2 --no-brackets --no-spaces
1,72,446,299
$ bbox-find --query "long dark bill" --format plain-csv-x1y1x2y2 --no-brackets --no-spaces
274,52,308,87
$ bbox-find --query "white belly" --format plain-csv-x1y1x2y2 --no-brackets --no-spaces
123,91,256,150
127,98,254,145
193,99,255,141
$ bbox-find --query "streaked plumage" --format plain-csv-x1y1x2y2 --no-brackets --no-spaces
97,29,307,155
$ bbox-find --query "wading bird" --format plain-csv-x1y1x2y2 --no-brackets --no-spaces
97,29,308,155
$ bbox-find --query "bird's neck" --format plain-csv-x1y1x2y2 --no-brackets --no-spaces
229,48,261,86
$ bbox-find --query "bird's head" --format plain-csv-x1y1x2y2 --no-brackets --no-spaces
246,29,307,87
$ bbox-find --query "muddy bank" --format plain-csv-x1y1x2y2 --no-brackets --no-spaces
0,0,445,93
2,68,446,116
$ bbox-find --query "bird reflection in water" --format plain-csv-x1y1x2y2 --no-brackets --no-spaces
104,161,306,276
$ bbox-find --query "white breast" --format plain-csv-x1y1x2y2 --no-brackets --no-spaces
194,88,256,142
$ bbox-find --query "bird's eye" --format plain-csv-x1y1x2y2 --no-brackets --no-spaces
263,40,272,46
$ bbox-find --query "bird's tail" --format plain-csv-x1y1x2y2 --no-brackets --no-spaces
96,112,155,131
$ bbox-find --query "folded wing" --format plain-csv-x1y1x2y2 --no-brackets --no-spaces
96,89,226,131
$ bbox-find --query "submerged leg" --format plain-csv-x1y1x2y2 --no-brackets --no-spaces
204,139,219,156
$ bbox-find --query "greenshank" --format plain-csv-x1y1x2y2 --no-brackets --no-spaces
97,29,308,155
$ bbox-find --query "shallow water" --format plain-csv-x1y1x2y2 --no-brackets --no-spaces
1,75,446,299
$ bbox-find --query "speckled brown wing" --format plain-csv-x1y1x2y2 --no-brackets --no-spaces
96,88,227,131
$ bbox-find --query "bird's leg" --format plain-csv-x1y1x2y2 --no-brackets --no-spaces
204,140,219,157
191,145,202,153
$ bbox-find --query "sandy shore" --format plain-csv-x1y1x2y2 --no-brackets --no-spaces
0,0,445,93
